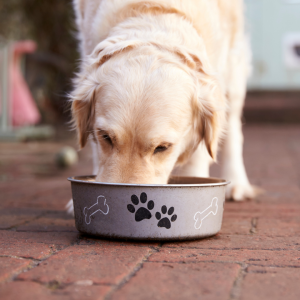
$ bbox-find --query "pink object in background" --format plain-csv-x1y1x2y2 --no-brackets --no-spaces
10,40,41,127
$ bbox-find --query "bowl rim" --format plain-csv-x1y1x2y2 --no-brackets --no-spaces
68,175,230,188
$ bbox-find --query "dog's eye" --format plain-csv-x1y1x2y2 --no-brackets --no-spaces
154,145,168,154
102,134,113,146
96,129,114,148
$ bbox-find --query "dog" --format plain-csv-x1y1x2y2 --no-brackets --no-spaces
66,0,256,214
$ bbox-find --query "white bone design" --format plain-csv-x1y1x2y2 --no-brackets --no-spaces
194,197,218,229
83,195,109,225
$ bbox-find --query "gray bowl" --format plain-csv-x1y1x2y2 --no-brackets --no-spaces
68,176,230,241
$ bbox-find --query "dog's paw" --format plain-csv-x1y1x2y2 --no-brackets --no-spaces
226,183,263,201
66,199,74,215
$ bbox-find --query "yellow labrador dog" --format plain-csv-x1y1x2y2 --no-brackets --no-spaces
67,0,255,213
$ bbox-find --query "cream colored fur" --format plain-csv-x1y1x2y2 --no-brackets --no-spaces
67,0,256,214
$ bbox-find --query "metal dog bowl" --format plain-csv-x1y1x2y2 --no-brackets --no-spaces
68,176,230,241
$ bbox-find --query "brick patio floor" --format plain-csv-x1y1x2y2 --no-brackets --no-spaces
0,124,300,300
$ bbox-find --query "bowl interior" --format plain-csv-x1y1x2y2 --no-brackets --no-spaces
68,175,229,187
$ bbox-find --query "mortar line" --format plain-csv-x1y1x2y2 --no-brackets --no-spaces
250,217,258,234
145,259,244,266
161,246,297,251
1,212,47,231
228,263,248,300
0,259,40,284
0,234,81,284
14,277,114,289
145,260,300,269
104,242,163,300
0,255,42,262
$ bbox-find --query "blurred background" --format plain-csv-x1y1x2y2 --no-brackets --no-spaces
0,0,299,186
0,0,78,133
0,0,87,190
244,0,300,122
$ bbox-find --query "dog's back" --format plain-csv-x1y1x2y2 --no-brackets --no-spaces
74,0,246,71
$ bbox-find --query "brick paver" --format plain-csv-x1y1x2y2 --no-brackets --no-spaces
16,211,77,233
0,125,300,299
0,231,78,259
0,281,111,300
110,262,241,300
18,243,152,285
240,266,300,300
0,257,31,282
163,234,300,251
149,247,300,267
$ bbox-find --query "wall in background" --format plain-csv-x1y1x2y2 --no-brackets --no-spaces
245,0,300,90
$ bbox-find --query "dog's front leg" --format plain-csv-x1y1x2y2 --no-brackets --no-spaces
172,143,212,178
220,41,259,201
221,92,256,201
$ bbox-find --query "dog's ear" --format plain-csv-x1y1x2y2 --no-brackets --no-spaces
71,37,142,149
196,83,226,161
71,86,96,149
170,46,226,160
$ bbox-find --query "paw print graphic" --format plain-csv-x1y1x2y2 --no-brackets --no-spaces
127,192,154,222
155,205,177,229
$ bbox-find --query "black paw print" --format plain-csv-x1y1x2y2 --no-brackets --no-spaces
155,205,177,229
127,192,154,222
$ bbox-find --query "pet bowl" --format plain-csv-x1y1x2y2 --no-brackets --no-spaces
68,176,230,241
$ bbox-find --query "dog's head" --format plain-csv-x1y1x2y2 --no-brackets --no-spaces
71,38,226,184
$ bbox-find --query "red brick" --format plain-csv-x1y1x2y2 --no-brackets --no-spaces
0,178,70,206
163,234,300,251
1,178,73,211
0,257,31,282
14,186,72,211
256,217,300,236
16,211,77,232
149,248,300,267
22,186,72,210
240,266,300,300
18,244,152,285
0,280,111,300
223,202,300,218
110,262,240,300
0,207,42,229
257,186,300,205
0,231,78,259
220,216,252,235
0,215,34,229
78,235,160,248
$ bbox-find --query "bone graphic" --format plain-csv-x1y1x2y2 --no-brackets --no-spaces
194,197,218,230
83,195,109,225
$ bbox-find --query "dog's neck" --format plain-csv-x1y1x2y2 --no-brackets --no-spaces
86,12,217,79
85,2,216,64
